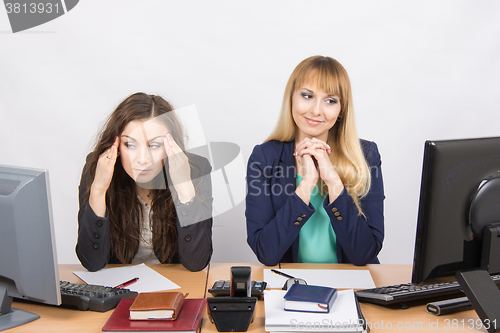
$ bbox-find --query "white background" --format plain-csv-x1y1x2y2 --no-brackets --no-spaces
1,1,499,266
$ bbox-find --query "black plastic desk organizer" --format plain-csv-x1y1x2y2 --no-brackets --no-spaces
207,266,257,332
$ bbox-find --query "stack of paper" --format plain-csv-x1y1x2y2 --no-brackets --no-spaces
263,269,375,289
265,289,366,332
73,263,180,292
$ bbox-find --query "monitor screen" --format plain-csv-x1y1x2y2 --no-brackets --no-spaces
0,165,61,330
411,137,500,284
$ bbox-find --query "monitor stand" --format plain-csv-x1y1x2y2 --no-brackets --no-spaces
459,178,500,333
456,225,500,333
0,284,40,331
456,270,500,333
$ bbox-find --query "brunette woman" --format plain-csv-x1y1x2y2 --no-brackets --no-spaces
77,93,212,272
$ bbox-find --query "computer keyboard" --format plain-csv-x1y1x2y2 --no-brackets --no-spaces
59,281,137,312
355,274,500,308
208,280,267,298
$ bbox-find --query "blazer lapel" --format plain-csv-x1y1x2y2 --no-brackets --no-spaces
279,141,300,262
277,141,296,203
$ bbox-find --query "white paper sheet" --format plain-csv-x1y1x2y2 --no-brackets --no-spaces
265,289,363,332
73,263,180,292
264,269,375,290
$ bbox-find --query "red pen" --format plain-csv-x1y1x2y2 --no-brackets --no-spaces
114,277,139,289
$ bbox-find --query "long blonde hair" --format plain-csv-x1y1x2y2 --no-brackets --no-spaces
266,56,371,215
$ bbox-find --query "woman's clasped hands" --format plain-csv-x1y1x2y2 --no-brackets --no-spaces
294,137,344,204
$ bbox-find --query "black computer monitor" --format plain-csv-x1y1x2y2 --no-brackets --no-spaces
411,137,500,332
0,165,61,331
412,136,500,284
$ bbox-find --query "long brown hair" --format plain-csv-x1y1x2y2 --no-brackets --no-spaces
85,92,187,263
266,56,371,215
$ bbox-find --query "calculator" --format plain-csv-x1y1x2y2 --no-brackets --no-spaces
208,280,267,298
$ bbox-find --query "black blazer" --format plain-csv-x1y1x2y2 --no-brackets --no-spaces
76,153,213,272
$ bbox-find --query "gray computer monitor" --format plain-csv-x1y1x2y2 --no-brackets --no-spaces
0,165,61,331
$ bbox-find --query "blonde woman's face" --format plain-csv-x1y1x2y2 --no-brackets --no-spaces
119,118,169,184
291,81,341,142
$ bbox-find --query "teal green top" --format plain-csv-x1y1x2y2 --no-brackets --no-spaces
296,174,338,263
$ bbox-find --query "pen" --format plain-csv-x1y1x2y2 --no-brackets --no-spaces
271,269,296,279
114,277,139,289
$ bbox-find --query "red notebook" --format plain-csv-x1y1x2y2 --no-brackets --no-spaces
102,298,207,333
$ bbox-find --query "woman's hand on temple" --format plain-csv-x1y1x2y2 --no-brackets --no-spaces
92,137,119,193
90,137,119,216
164,132,195,203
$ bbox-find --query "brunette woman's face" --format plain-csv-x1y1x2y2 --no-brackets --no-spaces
119,118,168,184
291,79,341,143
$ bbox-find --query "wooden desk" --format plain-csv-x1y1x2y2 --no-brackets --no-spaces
203,263,487,333
9,263,488,333
280,263,486,333
10,264,208,333
202,263,277,333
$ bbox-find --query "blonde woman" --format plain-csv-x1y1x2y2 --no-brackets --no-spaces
246,56,384,266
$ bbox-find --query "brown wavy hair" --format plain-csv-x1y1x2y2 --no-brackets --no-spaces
85,92,187,264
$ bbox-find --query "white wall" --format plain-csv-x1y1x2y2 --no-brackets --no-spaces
1,0,499,266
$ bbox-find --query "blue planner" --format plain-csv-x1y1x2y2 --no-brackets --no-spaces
283,284,338,313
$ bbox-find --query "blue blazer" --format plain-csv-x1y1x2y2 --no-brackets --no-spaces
245,140,384,266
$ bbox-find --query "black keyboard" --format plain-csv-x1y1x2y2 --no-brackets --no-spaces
208,280,267,298
355,274,500,308
59,281,137,312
